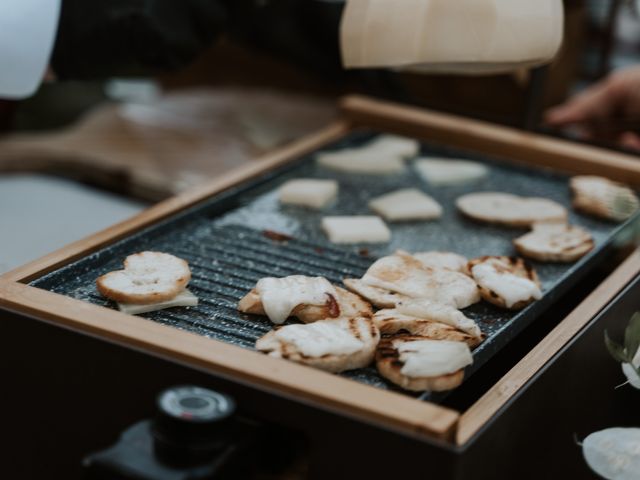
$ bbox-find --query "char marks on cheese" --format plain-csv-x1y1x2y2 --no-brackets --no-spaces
373,308,481,348
256,317,380,373
412,251,469,274
346,251,480,309
469,256,542,310
395,298,482,340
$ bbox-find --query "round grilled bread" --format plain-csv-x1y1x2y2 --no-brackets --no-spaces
96,252,191,305
376,336,466,392
342,278,410,309
514,223,594,262
373,309,481,348
456,192,568,227
570,175,639,222
469,256,541,310
238,286,372,323
256,317,380,373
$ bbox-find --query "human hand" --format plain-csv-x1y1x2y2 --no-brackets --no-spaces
545,66,640,150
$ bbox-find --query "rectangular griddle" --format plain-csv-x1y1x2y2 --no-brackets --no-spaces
3,96,640,443
29,128,638,401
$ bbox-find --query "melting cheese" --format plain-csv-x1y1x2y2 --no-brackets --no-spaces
396,299,481,339
361,254,479,308
274,320,365,357
397,339,473,378
472,263,542,308
118,289,198,315
256,276,336,324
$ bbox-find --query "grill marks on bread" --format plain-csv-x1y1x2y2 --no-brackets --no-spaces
256,317,380,373
469,256,542,310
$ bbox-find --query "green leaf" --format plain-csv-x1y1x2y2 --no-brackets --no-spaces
605,330,630,363
624,312,640,361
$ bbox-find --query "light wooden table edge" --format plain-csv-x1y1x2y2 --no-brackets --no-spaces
456,248,640,446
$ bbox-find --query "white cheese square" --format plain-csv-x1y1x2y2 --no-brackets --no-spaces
321,216,391,244
117,289,198,315
366,134,420,158
368,188,442,221
316,150,405,174
278,178,338,209
414,158,488,186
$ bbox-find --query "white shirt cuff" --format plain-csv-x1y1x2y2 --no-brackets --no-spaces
0,0,61,99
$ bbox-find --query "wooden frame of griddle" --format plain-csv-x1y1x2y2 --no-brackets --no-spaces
1,95,639,446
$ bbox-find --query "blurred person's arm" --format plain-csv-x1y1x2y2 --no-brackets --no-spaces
545,66,640,150
0,0,61,99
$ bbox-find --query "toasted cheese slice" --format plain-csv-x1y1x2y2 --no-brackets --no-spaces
470,256,541,310
118,289,198,315
322,216,391,244
396,299,482,339
256,317,380,373
376,336,472,391
279,179,338,209
369,188,442,221
413,251,469,274
373,309,481,348
415,158,488,186
396,339,473,378
360,251,480,309
256,276,337,324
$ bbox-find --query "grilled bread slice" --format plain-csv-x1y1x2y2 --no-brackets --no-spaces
97,252,191,305
412,251,470,275
376,336,472,392
456,192,568,227
514,222,594,262
394,298,483,340
570,175,639,221
345,251,480,309
469,256,542,310
343,278,410,309
373,309,481,348
256,317,380,373
239,282,372,324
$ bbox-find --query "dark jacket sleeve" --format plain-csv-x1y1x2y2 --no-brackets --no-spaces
51,0,227,79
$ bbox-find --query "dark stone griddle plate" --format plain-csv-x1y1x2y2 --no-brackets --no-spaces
31,130,638,402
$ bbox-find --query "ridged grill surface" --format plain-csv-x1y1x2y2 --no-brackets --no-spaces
31,130,637,401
